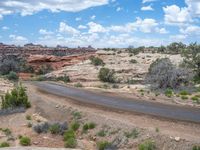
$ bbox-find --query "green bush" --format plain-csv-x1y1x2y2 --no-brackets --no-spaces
138,140,156,150
97,141,112,150
70,122,80,131
64,137,77,148
72,111,82,120
0,142,10,148
49,124,60,134
98,68,115,83
193,145,200,150
181,95,188,100
6,71,19,81
179,90,190,95
82,124,89,132
64,130,75,141
1,84,31,109
165,89,173,97
191,96,199,101
20,136,31,146
88,122,96,129
90,56,105,66
1,128,11,136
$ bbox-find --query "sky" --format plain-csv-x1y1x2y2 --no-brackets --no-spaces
0,0,199,48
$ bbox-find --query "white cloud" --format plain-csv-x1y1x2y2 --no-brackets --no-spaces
2,26,9,30
116,7,122,12
142,0,156,4
0,0,109,18
9,34,28,45
141,5,154,11
180,25,200,35
39,29,53,35
75,17,82,21
170,34,187,41
78,25,87,29
163,5,192,25
155,27,168,34
185,0,200,17
87,22,107,33
90,15,96,20
59,22,80,35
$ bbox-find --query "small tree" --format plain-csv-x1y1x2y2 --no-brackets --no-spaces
6,71,19,81
182,43,200,80
98,68,115,83
89,56,105,66
146,58,191,89
1,84,31,109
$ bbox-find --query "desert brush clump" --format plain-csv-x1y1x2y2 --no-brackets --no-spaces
1,84,31,109
19,136,31,146
138,140,156,150
98,68,115,83
63,129,77,148
90,56,105,66
146,58,192,89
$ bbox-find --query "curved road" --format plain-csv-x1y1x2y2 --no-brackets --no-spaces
32,82,200,123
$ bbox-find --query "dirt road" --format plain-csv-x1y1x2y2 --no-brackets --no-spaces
31,81,200,123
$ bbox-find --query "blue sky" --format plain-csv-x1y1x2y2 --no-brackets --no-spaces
0,0,199,47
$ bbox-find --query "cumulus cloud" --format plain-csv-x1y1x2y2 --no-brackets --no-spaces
39,29,53,35
9,34,28,45
163,5,192,25
116,7,122,12
185,0,200,17
0,0,109,18
2,26,9,30
141,5,154,11
90,15,96,20
59,22,80,35
87,22,107,33
180,25,200,35
78,25,87,29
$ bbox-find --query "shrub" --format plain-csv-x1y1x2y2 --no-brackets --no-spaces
26,115,31,120
90,56,105,66
112,84,119,89
74,82,83,88
1,84,31,109
179,90,190,95
146,58,191,89
57,75,70,83
1,128,11,136
193,145,200,150
6,71,19,81
27,122,32,128
88,122,96,129
0,142,10,148
191,96,199,101
138,140,156,150
49,124,60,134
129,59,137,64
70,122,80,131
98,68,115,83
20,136,31,146
124,129,139,139
97,141,112,150
82,124,89,132
37,64,53,75
64,130,75,141
33,122,49,134
165,89,173,97
64,137,77,148
181,95,188,100
97,130,106,137
72,111,82,120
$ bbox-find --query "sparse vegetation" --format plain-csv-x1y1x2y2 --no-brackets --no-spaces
129,59,137,64
1,84,31,109
26,115,31,120
63,129,77,148
6,71,19,81
138,140,156,150
90,56,105,66
70,121,80,131
193,145,200,150
146,58,191,89
20,136,31,146
0,142,10,148
124,129,139,139
97,141,112,150
181,95,188,100
74,82,83,88
165,89,173,97
98,68,115,83
97,129,106,137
